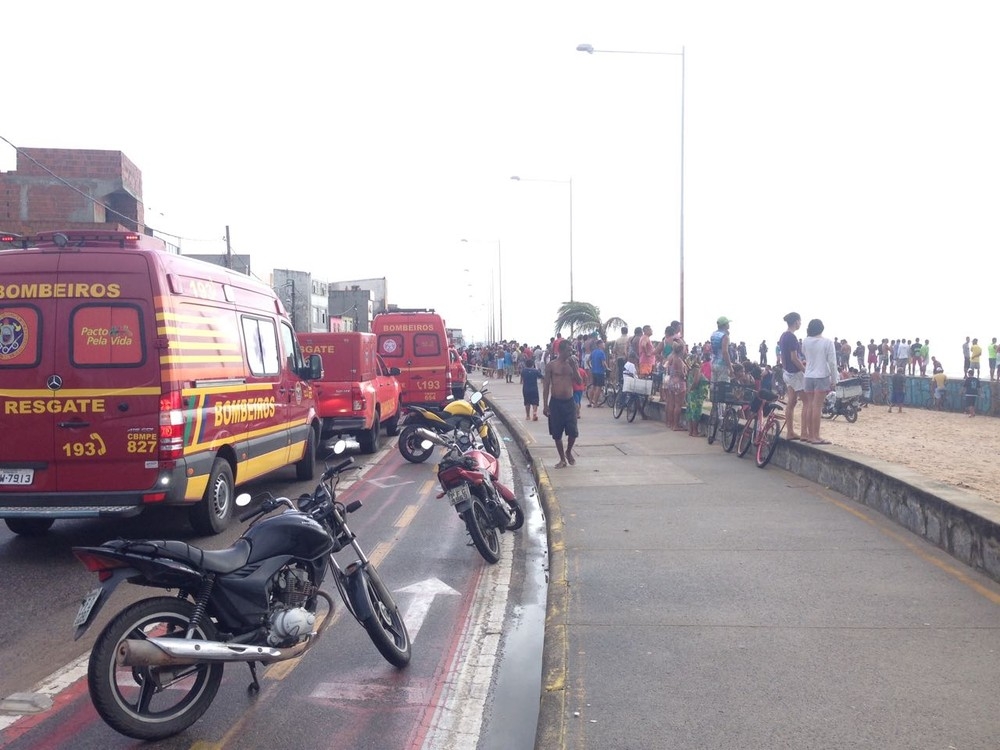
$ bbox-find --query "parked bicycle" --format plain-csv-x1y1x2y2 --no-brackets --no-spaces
599,378,620,408
613,376,652,423
707,382,749,449
736,389,785,468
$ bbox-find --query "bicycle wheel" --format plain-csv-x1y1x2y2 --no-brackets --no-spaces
603,383,619,407
755,417,782,468
626,395,640,422
736,415,757,458
612,391,626,419
706,402,720,444
721,407,739,453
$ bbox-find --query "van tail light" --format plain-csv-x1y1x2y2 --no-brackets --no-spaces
351,385,366,412
159,390,185,460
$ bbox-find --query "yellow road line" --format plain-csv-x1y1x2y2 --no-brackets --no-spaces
818,486,1000,606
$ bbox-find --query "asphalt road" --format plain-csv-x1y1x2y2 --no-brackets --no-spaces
0,430,544,749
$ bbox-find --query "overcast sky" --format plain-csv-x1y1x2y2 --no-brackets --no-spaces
4,1,998,374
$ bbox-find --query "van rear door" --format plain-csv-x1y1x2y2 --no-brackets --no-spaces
52,253,159,493
0,251,160,496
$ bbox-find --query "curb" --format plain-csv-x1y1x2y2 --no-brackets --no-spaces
486,397,569,750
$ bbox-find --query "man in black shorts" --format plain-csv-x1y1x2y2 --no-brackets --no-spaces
543,338,583,467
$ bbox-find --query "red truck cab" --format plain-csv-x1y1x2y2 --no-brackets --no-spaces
297,332,402,454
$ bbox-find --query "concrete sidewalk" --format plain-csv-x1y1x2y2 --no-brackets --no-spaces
480,377,1000,750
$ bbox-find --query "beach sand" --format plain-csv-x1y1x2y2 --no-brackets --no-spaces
794,403,996,503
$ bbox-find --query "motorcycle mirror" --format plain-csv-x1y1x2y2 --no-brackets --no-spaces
470,392,482,405
235,493,253,508
331,439,347,455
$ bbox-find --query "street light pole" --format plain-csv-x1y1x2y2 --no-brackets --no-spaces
510,175,574,302
461,238,503,341
576,42,685,334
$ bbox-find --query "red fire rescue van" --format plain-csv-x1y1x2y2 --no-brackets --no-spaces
0,230,323,536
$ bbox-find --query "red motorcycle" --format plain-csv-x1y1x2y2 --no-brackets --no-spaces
414,428,524,563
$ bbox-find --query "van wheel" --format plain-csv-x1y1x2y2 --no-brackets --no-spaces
296,426,318,480
5,518,55,536
359,411,380,454
189,459,234,536
384,411,401,437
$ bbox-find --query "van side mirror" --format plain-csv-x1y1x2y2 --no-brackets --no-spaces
389,367,401,376
302,353,323,380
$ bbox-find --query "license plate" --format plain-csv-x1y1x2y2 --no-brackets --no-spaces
73,587,103,628
447,484,472,506
0,469,33,486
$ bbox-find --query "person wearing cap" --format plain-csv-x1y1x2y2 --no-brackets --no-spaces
710,317,733,384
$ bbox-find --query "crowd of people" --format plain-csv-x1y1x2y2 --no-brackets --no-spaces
454,320,997,462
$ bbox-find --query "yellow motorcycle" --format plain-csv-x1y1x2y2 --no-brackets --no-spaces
397,385,500,464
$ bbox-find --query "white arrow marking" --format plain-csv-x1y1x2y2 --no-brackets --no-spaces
396,578,461,641
366,476,415,489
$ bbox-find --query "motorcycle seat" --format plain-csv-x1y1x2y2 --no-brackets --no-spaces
136,538,253,574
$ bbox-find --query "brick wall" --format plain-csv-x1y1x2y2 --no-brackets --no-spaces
0,147,144,234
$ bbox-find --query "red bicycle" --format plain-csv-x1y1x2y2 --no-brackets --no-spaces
735,389,784,468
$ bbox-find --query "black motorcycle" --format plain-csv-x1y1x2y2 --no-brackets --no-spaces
71,444,411,741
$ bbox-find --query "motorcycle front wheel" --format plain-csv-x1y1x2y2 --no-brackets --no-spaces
358,565,412,668
844,403,859,423
464,497,501,564
398,425,434,463
482,424,502,458
88,597,223,741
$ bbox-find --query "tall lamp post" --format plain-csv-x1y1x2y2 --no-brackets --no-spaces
576,42,685,334
509,175,574,302
461,238,503,341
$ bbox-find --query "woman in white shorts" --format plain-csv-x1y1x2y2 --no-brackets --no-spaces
800,318,838,444
779,312,806,440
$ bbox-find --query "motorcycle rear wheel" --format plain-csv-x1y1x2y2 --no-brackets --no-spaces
88,597,223,741
398,425,433,463
359,565,412,668
464,497,501,563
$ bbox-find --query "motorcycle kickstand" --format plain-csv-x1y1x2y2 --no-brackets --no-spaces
246,661,261,695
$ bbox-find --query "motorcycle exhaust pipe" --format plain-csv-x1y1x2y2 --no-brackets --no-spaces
117,591,337,667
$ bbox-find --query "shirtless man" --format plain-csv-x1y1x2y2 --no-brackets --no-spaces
543,338,583,468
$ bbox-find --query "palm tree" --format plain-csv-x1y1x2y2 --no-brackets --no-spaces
553,301,627,341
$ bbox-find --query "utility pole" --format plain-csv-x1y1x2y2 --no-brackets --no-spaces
225,225,232,269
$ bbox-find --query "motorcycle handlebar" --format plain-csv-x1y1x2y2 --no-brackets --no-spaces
322,457,354,481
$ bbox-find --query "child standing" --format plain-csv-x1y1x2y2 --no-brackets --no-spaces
890,367,906,413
